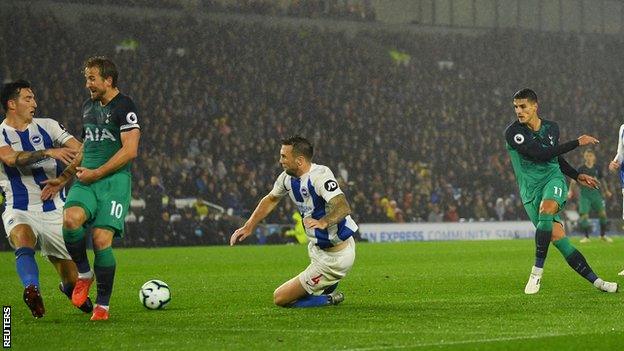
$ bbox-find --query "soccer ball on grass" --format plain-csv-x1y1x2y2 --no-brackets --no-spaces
139,279,171,309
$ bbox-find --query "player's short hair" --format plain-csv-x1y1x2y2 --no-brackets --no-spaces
513,88,538,103
84,56,119,87
282,135,314,160
0,79,32,112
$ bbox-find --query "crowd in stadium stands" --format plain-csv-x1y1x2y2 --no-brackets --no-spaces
49,0,184,9
49,0,376,21
1,5,623,248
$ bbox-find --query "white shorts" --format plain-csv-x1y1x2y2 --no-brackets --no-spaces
3,208,71,260
298,237,355,295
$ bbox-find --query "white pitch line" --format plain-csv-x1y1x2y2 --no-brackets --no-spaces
341,331,610,351
186,327,492,336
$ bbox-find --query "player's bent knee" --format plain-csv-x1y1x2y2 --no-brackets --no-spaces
92,228,114,250
273,291,288,307
273,297,287,307
92,237,112,250
273,287,297,307
9,225,36,248
539,200,559,214
63,208,86,230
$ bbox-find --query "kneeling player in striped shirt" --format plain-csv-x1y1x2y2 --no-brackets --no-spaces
230,136,357,307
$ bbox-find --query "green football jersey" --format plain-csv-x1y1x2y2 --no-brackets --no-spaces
577,164,602,197
505,119,568,202
80,93,139,175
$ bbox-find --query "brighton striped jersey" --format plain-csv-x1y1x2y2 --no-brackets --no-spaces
614,124,624,186
0,118,74,211
270,163,358,248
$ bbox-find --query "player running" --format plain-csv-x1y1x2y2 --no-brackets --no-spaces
505,88,617,294
0,80,92,318
569,150,612,243
45,57,140,320
230,136,356,308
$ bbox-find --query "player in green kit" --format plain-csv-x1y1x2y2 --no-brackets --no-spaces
44,57,140,320
505,88,617,295
569,150,613,243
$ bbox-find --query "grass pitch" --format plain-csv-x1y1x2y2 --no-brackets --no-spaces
1,238,623,350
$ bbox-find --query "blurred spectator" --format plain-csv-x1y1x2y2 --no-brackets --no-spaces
144,176,164,236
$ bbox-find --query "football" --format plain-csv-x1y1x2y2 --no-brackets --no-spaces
139,279,171,310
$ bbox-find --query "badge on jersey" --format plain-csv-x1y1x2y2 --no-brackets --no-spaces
30,135,42,145
513,134,525,144
126,112,138,124
324,180,339,192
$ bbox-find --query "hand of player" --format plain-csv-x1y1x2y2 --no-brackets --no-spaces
230,225,253,246
303,217,328,230
609,160,620,172
44,147,78,165
76,167,101,184
567,190,574,200
577,135,599,146
40,180,64,201
577,174,600,189
605,190,613,198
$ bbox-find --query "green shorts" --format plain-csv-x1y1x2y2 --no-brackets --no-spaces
523,177,567,227
64,172,131,237
579,192,606,215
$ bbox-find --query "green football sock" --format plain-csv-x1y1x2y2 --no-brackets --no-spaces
94,247,116,306
553,237,598,283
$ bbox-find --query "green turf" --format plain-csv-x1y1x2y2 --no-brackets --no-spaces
1,238,623,350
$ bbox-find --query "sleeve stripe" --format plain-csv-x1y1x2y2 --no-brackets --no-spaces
120,124,140,131
59,134,74,146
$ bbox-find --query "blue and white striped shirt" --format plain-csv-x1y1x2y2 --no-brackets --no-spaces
270,163,358,248
0,118,74,212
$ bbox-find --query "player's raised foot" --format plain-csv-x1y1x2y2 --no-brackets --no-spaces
594,278,618,293
328,291,344,305
579,237,591,243
524,266,543,295
90,305,109,321
23,285,45,318
600,235,614,243
72,277,93,308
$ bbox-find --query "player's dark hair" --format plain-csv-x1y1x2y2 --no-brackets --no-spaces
282,135,314,160
84,56,118,87
0,79,31,112
513,88,538,103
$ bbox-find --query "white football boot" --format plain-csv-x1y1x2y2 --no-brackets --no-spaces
594,278,618,293
524,266,543,294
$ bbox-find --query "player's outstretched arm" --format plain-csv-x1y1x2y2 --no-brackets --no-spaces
303,194,351,230
41,144,84,200
558,156,580,180
0,145,78,167
230,194,281,246
506,124,598,162
577,174,600,190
